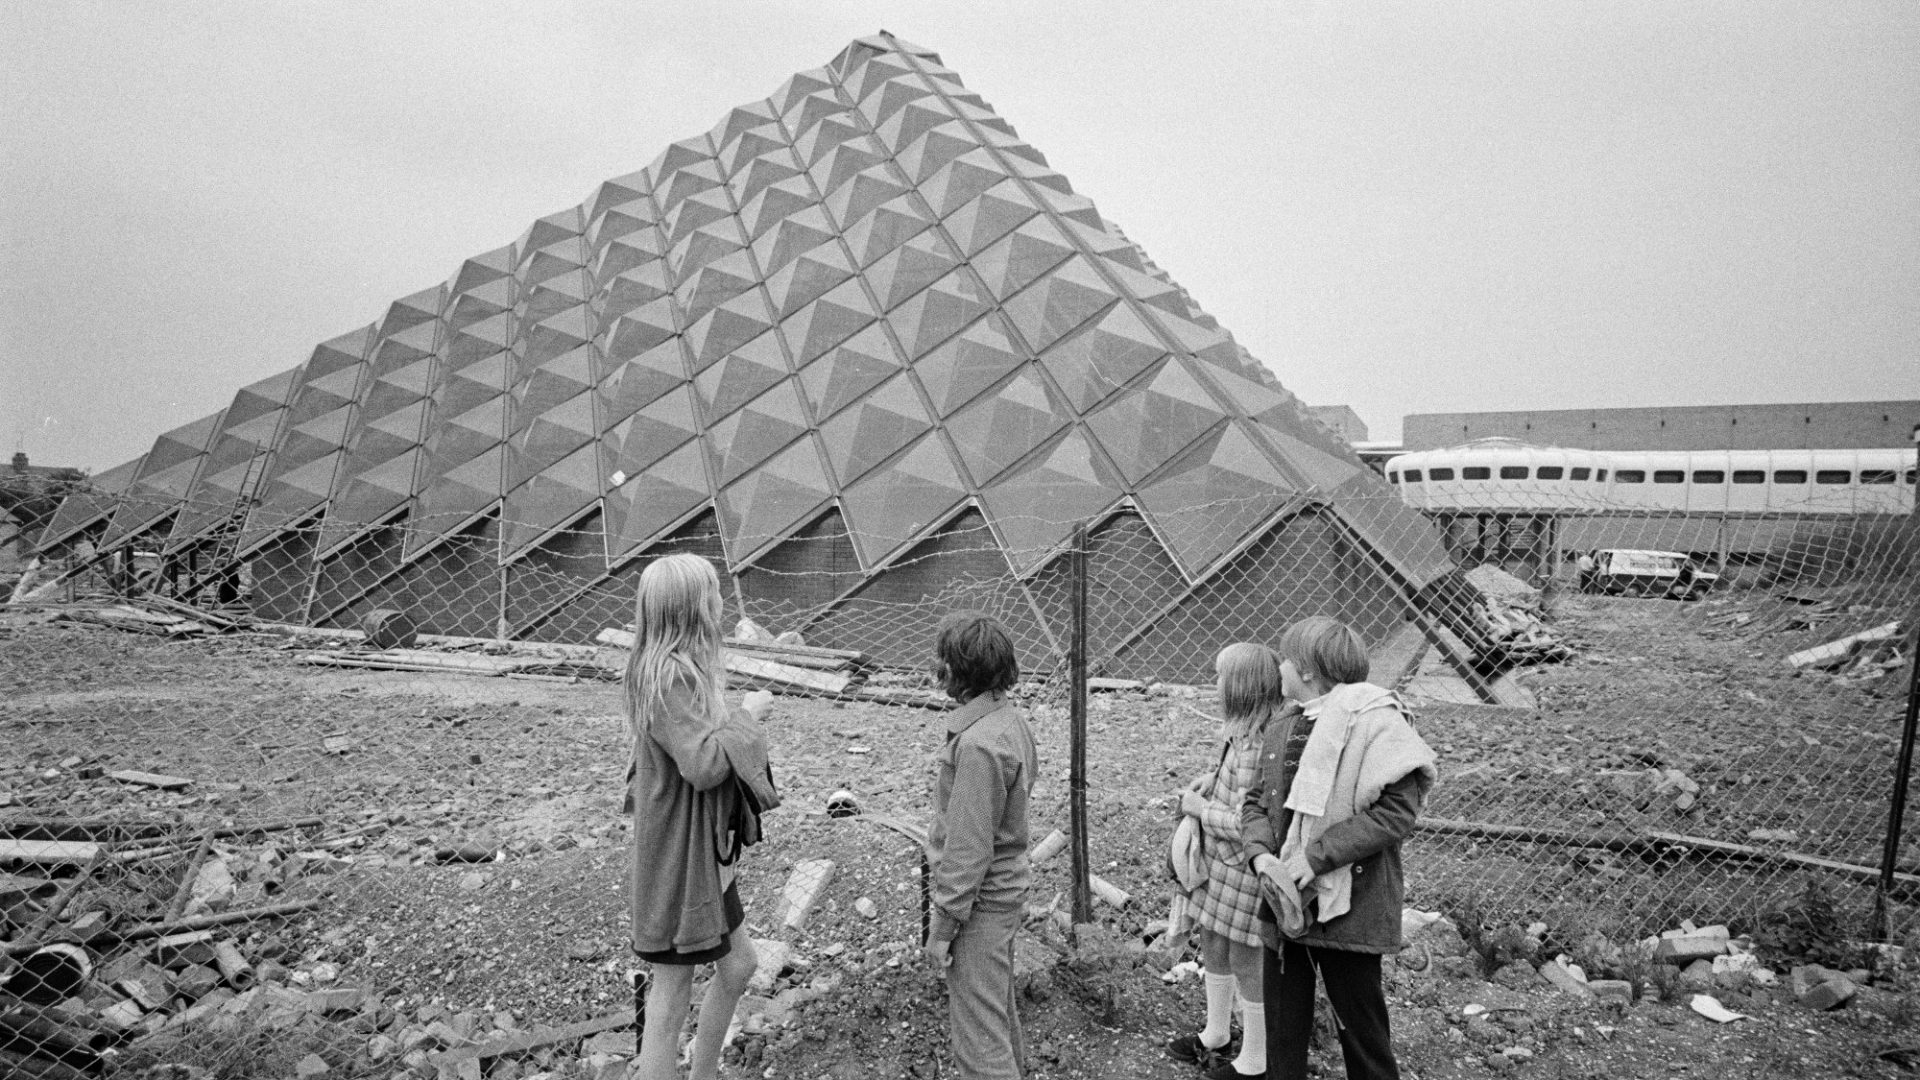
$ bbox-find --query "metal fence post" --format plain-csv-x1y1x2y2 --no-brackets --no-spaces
1069,520,1092,927
1871,618,1920,939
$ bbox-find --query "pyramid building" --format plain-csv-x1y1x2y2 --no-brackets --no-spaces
40,33,1461,678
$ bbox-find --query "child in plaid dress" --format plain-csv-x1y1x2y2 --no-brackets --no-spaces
1170,642,1289,1079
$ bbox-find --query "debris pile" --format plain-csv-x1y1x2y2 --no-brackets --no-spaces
0,816,331,1075
1463,566,1573,664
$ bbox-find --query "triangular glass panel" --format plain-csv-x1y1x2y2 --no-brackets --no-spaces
875,97,958,155
502,441,605,563
943,367,1068,487
865,231,961,312
891,268,993,360
716,437,832,567
599,338,687,422
695,330,789,422
612,385,700,475
707,379,808,486
818,372,932,486
913,318,1025,417
920,149,1010,219
799,322,903,419
823,167,906,230
781,278,877,366
1037,304,1170,413
676,248,757,324
742,175,820,240
753,206,840,280
685,290,775,374
942,180,1041,257
843,194,933,269
980,428,1122,575
605,438,711,565
1001,255,1118,354
1137,424,1300,578
1085,361,1227,486
838,432,968,567
969,217,1074,302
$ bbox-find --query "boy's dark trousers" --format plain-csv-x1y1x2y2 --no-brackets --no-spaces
1264,938,1399,1080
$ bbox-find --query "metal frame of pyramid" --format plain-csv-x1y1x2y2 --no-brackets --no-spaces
38,32,1461,675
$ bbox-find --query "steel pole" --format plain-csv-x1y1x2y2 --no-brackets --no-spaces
1872,611,1920,939
1069,521,1092,927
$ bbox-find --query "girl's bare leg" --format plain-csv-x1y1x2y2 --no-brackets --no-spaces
687,924,758,1080
635,963,691,1080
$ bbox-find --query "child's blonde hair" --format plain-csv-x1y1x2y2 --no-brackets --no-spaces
1276,615,1371,687
1215,641,1284,732
624,553,727,730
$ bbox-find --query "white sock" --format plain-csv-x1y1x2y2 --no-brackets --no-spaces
1200,972,1237,1047
1233,995,1268,1074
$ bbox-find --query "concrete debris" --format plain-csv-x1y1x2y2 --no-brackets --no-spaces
1654,925,1730,964
1460,569,1574,666
1785,621,1901,670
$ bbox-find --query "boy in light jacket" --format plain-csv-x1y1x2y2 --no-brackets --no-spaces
923,610,1039,1080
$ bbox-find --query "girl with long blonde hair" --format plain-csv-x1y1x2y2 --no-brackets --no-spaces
625,553,773,1080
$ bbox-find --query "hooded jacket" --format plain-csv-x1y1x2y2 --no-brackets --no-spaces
1243,682,1436,953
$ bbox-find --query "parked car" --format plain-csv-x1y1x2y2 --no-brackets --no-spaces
1577,548,1718,599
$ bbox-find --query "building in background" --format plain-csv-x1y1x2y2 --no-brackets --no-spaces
1405,401,1918,452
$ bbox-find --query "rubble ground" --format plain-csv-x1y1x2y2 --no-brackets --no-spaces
0,587,1916,1078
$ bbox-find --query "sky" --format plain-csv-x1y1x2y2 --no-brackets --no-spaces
4,0,1916,473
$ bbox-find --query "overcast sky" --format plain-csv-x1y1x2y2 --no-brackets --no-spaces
4,0,1916,473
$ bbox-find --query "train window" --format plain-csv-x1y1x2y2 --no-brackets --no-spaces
1614,469,1643,483
1499,466,1528,479
1462,467,1491,480
1536,466,1564,480
1859,470,1895,485
1653,470,1684,483
1595,468,1607,481
1773,470,1807,484
1428,467,1455,481
1908,469,1918,486
1732,470,1765,484
1691,470,1725,484
1570,467,1590,480
1387,471,1399,483
1403,468,1423,482
1816,470,1851,485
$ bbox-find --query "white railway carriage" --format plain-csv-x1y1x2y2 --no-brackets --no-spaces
1386,439,1915,515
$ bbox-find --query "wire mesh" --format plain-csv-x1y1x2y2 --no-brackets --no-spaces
1,475,1917,1074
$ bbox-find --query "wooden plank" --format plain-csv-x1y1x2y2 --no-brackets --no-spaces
426,1010,630,1070
107,770,193,790
0,839,102,865
362,650,526,673
725,653,853,694
724,636,868,665
598,628,869,671
134,594,245,629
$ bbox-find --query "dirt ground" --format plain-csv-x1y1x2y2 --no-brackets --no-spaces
1,586,1916,1078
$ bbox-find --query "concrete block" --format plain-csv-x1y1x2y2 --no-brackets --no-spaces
1539,960,1595,999
1797,974,1856,1011
1588,979,1634,1006
1654,927,1729,963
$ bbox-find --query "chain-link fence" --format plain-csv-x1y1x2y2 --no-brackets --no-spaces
2,479,1916,1075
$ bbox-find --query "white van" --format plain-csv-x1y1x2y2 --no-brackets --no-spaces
1576,549,1718,600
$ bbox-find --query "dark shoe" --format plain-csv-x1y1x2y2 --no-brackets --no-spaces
1167,1031,1235,1066
1202,1060,1265,1080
